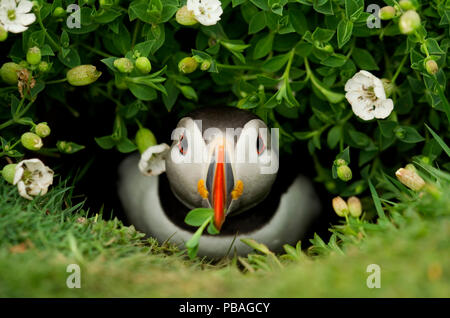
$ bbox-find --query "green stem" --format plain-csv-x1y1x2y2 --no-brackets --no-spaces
17,100,34,118
216,63,260,71
46,78,68,85
97,89,124,107
0,119,14,130
304,58,345,104
433,76,450,124
131,20,141,49
36,10,60,52
282,49,295,79
79,43,112,58
391,54,409,84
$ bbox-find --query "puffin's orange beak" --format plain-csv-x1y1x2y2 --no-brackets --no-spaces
213,143,226,230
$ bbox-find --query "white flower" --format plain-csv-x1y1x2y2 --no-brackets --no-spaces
345,71,394,121
138,143,170,176
187,0,223,26
13,159,54,200
0,0,36,34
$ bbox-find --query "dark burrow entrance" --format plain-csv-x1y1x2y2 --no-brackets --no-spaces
37,90,339,251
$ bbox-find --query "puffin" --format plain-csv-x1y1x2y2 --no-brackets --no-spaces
118,107,321,258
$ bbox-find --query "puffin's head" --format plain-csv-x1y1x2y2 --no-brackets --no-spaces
165,107,278,230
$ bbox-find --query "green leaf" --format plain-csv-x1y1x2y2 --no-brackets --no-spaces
321,54,347,68
313,0,333,15
241,239,272,255
345,0,363,21
207,222,220,235
127,83,157,101
101,57,118,72
253,33,274,59
117,138,137,153
348,129,372,148
133,40,154,58
337,19,353,49
308,68,345,104
378,120,397,138
232,0,247,7
261,53,290,72
327,126,342,149
249,11,266,34
178,85,198,101
289,6,308,35
311,27,335,42
185,208,214,227
396,126,425,144
94,8,122,24
95,136,116,150
368,178,385,219
57,49,80,68
425,124,450,157
162,79,179,112
352,48,379,71
185,216,212,259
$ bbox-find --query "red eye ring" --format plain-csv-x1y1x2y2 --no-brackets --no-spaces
178,134,187,155
257,134,265,155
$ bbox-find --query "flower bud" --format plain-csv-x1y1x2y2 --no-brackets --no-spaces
395,167,425,191
66,65,102,86
200,60,211,71
178,57,198,74
26,46,41,65
379,6,396,20
135,57,152,74
399,0,415,11
394,127,405,139
32,1,39,10
381,78,395,97
420,156,431,165
99,0,114,8
114,58,134,73
0,62,23,85
332,196,349,217
334,158,347,167
19,60,29,68
1,164,17,184
399,10,421,35
322,44,334,53
38,61,50,73
337,165,352,182
21,132,43,151
405,163,416,172
35,122,51,138
136,128,157,154
52,6,66,18
0,25,7,42
425,59,438,75
56,141,85,154
347,196,362,218
176,5,198,26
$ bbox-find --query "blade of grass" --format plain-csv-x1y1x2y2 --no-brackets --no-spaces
368,178,385,219
425,124,450,158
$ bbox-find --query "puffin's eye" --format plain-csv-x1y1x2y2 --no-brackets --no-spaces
256,134,265,155
178,134,188,155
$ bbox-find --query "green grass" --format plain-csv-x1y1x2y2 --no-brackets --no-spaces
0,169,449,297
